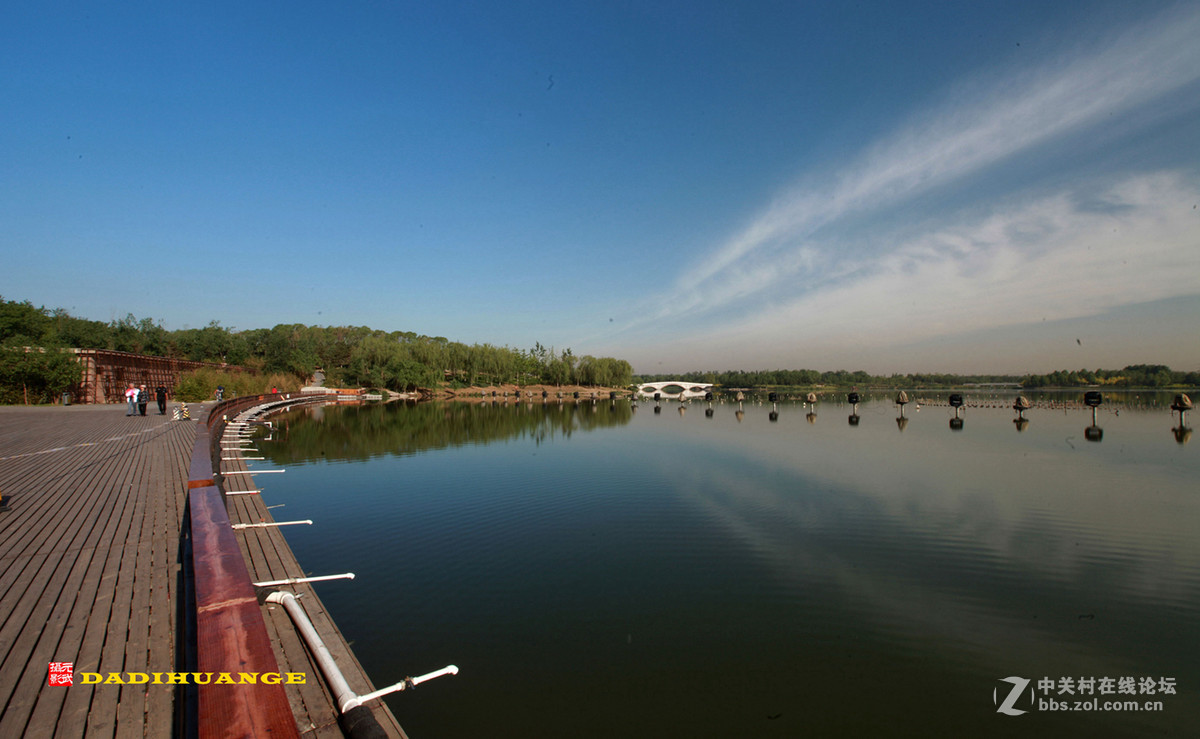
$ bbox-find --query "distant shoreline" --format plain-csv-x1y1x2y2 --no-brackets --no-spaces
435,383,629,399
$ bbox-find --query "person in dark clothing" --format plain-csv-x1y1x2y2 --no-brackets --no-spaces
137,385,149,416
156,386,168,415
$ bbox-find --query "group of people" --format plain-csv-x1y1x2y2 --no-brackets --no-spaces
124,384,168,416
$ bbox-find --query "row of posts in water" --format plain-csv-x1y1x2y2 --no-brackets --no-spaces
467,389,1193,443
644,390,1193,444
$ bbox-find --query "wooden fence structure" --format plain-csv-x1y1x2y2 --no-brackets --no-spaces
68,349,245,405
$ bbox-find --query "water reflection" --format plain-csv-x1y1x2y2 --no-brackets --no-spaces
260,390,1199,738
261,399,633,464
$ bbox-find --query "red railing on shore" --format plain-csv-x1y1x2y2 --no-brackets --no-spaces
184,396,300,738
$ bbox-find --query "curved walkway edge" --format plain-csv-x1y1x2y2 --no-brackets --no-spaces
0,400,407,738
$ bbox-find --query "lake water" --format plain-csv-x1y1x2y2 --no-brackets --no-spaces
253,392,1198,737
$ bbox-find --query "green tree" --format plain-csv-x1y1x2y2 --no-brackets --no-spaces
0,347,82,405
0,298,52,345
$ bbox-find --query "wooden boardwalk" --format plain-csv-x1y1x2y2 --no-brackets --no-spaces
215,408,407,739
0,404,191,738
0,403,407,738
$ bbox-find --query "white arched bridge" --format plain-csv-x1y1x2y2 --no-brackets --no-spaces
635,381,715,399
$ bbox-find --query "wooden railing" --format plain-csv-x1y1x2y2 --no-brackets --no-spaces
183,398,301,738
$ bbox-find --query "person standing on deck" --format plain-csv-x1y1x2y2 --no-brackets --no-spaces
125,384,137,416
137,385,149,416
155,386,168,415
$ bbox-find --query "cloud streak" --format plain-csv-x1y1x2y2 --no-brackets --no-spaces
611,170,1200,372
722,173,1200,342
642,5,1200,331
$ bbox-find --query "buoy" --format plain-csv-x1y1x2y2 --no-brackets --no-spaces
1172,393,1192,438
1083,391,1103,426
1172,393,1193,412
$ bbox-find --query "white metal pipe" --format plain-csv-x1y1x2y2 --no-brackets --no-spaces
231,520,313,529
265,592,359,712
224,489,261,496
222,469,286,475
353,665,460,705
253,573,355,587
264,591,458,713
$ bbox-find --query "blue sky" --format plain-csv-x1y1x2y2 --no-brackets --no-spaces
3,1,1198,374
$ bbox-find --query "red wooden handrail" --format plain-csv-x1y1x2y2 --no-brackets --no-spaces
186,419,300,738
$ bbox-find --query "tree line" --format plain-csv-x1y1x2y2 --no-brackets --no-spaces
1017,364,1199,388
0,297,633,401
635,365,1199,389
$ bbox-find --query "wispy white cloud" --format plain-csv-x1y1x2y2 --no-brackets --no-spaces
639,4,1200,332
739,173,1198,337
613,172,1200,371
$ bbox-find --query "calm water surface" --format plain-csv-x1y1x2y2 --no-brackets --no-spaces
254,393,1198,737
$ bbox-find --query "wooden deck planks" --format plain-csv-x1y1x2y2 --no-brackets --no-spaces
0,406,191,738
216,414,408,739
1,425,136,734
2,402,411,739
220,430,350,738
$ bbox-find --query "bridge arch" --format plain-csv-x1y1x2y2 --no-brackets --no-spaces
635,381,714,399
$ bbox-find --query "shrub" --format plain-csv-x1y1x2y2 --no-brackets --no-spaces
174,367,297,402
